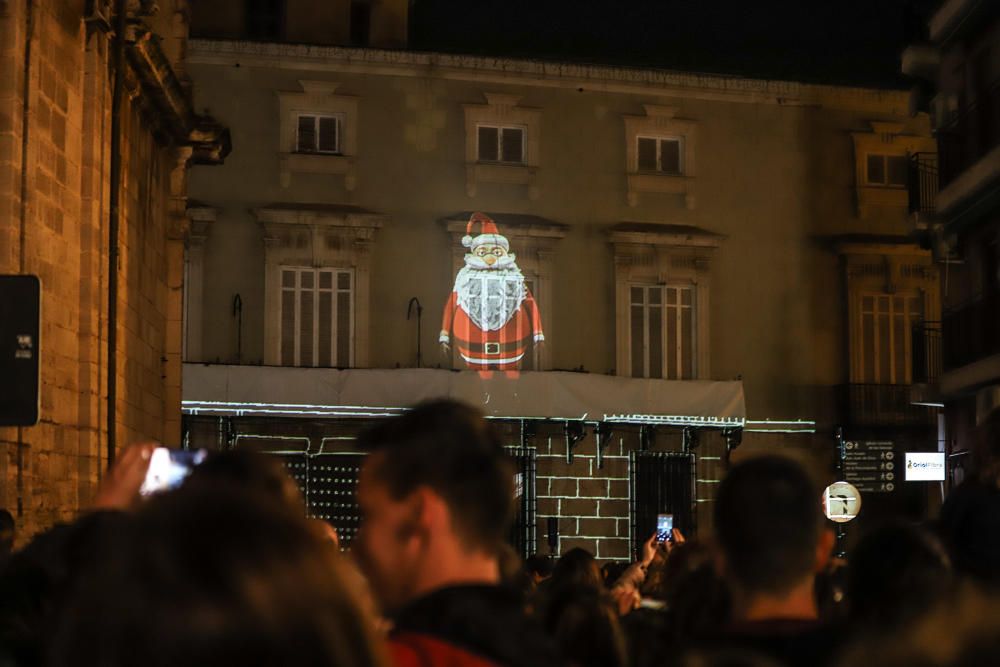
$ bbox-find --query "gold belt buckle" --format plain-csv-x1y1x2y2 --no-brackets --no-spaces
485,342,501,355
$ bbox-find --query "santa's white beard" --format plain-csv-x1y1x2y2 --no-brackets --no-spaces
453,262,527,332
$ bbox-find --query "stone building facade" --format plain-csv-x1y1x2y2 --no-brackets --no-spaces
903,0,1000,484
170,2,946,558
0,0,226,541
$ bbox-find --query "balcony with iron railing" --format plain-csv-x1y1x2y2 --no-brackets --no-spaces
943,293,1000,372
937,80,1000,193
910,321,943,408
912,321,943,384
907,152,939,227
839,383,938,427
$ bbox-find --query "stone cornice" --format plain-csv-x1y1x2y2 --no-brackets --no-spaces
253,205,387,229
188,40,912,114
128,28,231,163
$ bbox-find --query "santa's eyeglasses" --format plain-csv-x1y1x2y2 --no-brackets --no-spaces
475,247,507,256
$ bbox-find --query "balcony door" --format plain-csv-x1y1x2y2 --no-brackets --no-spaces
858,292,924,385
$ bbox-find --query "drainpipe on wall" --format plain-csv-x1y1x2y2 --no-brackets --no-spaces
106,0,127,465
16,0,37,517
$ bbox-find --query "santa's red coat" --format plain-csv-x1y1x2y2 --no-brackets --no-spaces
440,290,544,370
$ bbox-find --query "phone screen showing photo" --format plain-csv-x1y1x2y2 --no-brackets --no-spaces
656,513,673,542
139,448,207,496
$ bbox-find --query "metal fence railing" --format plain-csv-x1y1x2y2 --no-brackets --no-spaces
201,422,539,557
938,80,1000,189
912,321,942,384
839,383,938,427
907,152,938,216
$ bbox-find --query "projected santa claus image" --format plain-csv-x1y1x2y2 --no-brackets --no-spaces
440,212,544,371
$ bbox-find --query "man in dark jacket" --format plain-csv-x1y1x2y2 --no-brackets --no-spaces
701,455,838,667
354,399,565,667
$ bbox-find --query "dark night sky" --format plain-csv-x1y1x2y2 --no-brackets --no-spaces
409,0,937,88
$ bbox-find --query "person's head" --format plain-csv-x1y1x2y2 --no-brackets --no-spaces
538,585,627,667
185,448,305,513
551,547,603,591
0,511,129,667
0,509,14,559
354,400,514,613
49,486,385,667
646,539,716,602
847,521,952,630
837,585,1000,667
714,456,832,605
665,559,732,644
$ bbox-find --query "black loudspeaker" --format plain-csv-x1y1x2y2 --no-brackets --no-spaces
0,275,41,426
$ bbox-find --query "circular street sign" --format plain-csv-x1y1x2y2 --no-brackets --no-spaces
823,481,862,523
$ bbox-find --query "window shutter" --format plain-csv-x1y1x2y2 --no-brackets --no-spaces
318,270,334,367
318,116,339,153
299,271,315,366
681,289,694,379
630,287,645,377
478,126,499,161
866,154,885,184
887,155,907,186
297,116,316,152
660,139,681,174
637,138,657,171
336,277,352,367
649,291,663,379
501,127,524,163
280,270,297,366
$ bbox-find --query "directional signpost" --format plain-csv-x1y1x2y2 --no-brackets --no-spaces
842,440,896,493
832,430,897,557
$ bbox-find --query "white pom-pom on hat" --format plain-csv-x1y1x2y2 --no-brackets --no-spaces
462,234,474,248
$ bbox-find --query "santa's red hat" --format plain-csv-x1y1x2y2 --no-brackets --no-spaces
462,212,509,251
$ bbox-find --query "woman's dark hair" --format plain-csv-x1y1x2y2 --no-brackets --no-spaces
847,521,952,631
538,585,627,667
0,511,130,667
551,547,603,591
49,486,385,667
185,448,305,512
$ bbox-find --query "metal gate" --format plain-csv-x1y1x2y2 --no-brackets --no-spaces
630,451,695,555
506,446,537,559
237,436,535,557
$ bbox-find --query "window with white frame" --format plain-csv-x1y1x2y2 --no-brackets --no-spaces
865,153,908,187
637,136,683,174
477,124,526,164
859,292,923,384
296,114,342,154
629,284,696,380
280,266,354,367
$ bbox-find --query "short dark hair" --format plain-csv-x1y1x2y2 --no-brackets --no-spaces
848,521,952,629
49,487,383,667
356,399,514,551
714,455,822,595
186,449,305,512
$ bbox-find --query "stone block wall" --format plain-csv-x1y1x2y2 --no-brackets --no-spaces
0,1,194,543
497,422,727,562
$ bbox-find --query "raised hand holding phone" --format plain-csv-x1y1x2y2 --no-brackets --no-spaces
139,448,207,496
92,442,158,510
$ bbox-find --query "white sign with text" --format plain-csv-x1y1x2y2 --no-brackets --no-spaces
904,452,946,482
